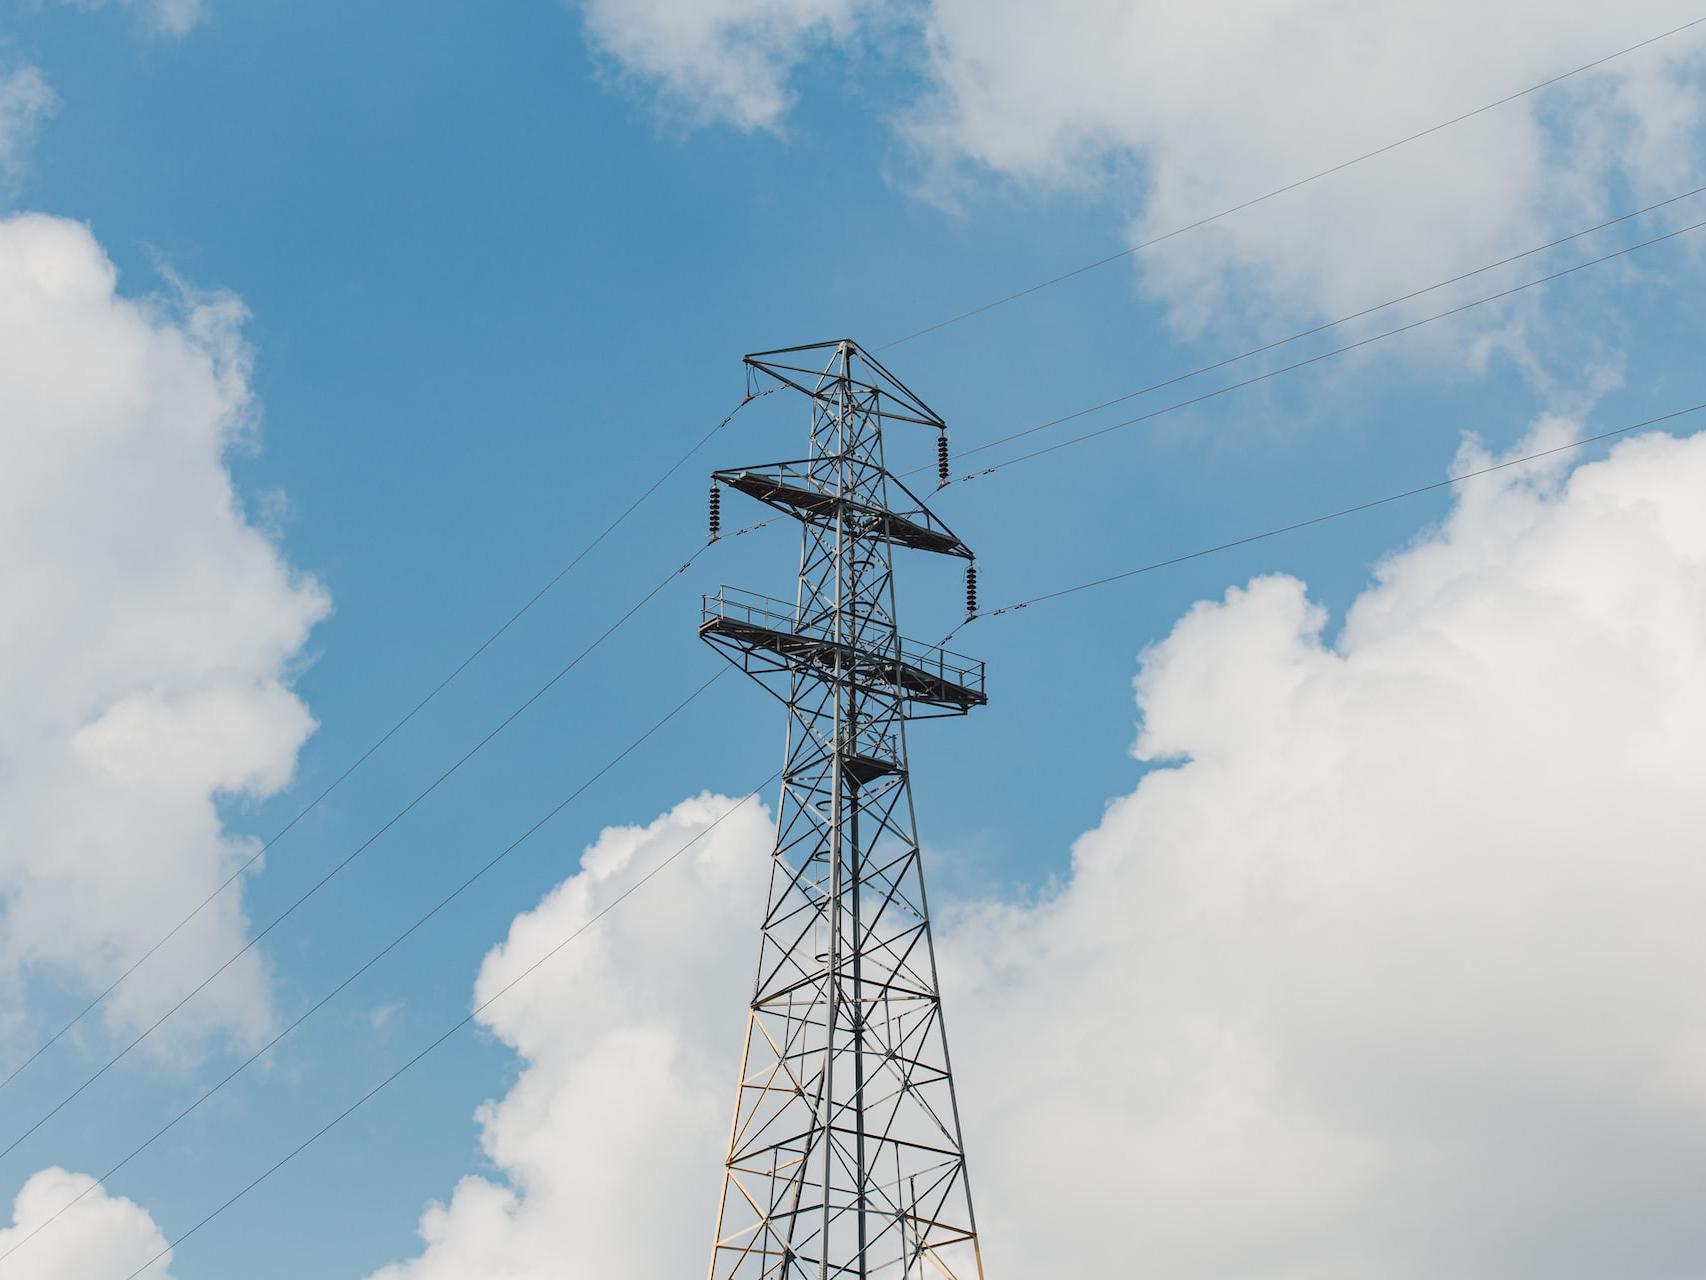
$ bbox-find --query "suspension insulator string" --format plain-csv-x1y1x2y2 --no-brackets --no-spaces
964,563,978,621
708,484,721,541
937,431,950,485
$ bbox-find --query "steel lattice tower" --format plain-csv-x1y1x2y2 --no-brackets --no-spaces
699,341,988,1280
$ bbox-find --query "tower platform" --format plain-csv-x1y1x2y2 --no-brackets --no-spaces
700,587,986,713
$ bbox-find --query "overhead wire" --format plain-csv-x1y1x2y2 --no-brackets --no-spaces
18,15,1706,1259
14,16,1706,1102
935,213,1706,487
19,192,1698,1163
23,178,1705,1264
0,533,728,1165
0,388,774,1097
0,667,727,1271
57,392,1706,1280
89,396,1706,1280
26,13,1706,1108
939,399,1706,644
877,11,1706,350
894,180,1706,481
113,770,782,1280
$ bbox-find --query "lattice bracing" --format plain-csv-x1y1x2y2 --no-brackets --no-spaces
700,341,987,1280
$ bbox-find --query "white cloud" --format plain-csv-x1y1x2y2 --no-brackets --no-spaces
375,420,1706,1277
571,0,1706,341
0,1168,174,1279
0,68,56,189
574,0,872,132
947,420,1706,1277
908,0,1706,334
0,214,328,1060
366,793,774,1280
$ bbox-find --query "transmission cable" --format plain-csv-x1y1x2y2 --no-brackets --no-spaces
0,390,771,1099
19,10,1706,1227
0,533,731,1165
893,181,1706,483
15,12,1706,1092
111,769,781,1280
18,33,1700,1091
878,12,1706,350
92,396,1706,1277
0,667,726,1271
939,399,1706,644
936,213,1706,488
14,196,1692,1145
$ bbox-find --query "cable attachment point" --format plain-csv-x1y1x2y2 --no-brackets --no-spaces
708,483,721,542
937,430,950,485
964,563,978,622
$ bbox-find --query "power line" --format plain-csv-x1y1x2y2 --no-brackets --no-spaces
900,181,1706,478
940,214,1706,487
17,12,1706,1238
0,539,720,1166
114,772,781,1280
17,12,1706,1103
0,668,725,1271
92,395,1706,1280
941,399,1706,642
22,26,1699,1098
13,165,1660,1115
878,12,1706,350
19,178,1693,1212
0,390,770,1098
0,385,767,1099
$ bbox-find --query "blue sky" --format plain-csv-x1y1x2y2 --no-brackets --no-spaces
3,3,1706,1278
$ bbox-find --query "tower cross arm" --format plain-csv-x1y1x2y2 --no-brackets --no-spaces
712,461,973,560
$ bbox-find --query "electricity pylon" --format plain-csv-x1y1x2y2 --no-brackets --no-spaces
699,340,987,1280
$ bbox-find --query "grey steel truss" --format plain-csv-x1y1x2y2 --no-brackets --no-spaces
700,340,987,1280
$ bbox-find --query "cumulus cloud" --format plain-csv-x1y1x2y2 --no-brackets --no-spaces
908,0,1706,333
948,421,1706,1277
375,421,1706,1277
367,793,774,1279
571,0,1706,340
575,0,872,131
0,1168,173,1279
0,68,56,189
0,214,328,1060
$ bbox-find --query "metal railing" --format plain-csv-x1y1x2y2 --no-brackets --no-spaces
702,586,984,700
702,585,804,638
